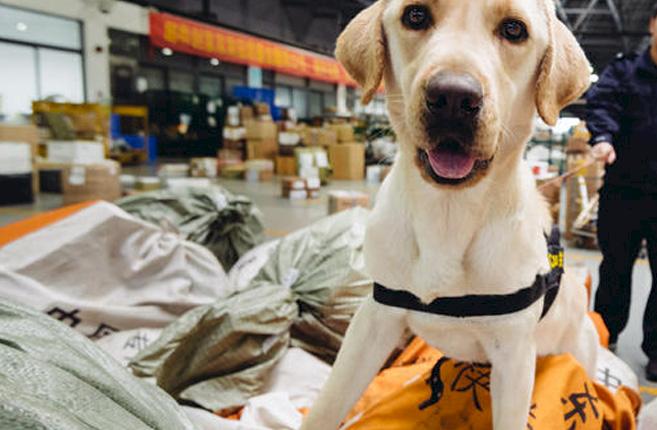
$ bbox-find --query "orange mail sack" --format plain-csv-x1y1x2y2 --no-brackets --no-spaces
343,337,640,430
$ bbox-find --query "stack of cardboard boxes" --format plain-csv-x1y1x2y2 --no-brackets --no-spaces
220,103,280,181
327,123,365,181
0,141,34,205
42,139,121,204
222,106,247,152
245,119,278,160
190,158,218,178
61,161,122,205
281,176,321,200
245,103,278,161
245,159,274,182
0,124,40,204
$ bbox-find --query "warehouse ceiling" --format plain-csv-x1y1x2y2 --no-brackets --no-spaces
126,0,653,72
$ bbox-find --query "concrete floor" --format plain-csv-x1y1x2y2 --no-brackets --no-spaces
1,170,656,403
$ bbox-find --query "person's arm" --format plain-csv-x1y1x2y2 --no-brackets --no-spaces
585,61,625,164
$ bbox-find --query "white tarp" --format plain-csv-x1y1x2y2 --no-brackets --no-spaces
0,202,229,338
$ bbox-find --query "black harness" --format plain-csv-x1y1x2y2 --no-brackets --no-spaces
373,226,565,320
373,226,565,411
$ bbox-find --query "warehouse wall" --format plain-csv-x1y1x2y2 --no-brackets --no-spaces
0,0,148,102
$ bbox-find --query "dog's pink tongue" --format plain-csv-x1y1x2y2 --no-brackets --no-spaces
427,147,476,179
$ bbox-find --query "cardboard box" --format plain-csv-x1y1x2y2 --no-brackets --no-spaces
279,132,302,146
62,160,121,205
276,156,297,176
0,124,39,157
245,159,274,183
247,138,278,160
223,127,246,141
240,106,254,124
305,177,321,190
282,176,307,191
190,157,218,178
299,166,320,180
282,176,307,199
159,163,189,179
330,124,355,143
0,142,32,175
285,189,308,200
329,143,365,180
304,128,338,147
220,164,246,179
328,191,370,214
226,106,240,127
224,140,246,151
167,177,213,189
135,177,161,191
218,149,244,161
254,102,270,116
245,120,277,140
47,141,105,164
295,147,331,184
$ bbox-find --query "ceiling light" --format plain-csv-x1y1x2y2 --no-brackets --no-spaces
16,22,27,32
161,47,173,56
590,74,599,83
210,58,220,66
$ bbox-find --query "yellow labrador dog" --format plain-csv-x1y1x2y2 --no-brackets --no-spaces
302,0,599,429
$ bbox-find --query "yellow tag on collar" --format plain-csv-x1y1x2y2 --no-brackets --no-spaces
548,250,564,270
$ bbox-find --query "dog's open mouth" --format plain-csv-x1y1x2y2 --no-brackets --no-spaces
417,139,492,186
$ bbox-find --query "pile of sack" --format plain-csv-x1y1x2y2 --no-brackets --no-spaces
0,187,654,429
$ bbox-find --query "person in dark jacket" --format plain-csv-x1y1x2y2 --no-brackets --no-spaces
586,3,657,381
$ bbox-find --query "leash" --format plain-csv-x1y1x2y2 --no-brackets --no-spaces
537,158,597,191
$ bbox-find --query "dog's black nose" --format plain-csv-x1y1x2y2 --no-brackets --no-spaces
425,72,483,121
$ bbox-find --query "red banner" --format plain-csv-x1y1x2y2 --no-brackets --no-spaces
149,12,356,86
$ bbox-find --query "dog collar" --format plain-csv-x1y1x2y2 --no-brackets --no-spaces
373,226,564,320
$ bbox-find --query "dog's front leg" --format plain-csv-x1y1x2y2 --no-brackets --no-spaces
300,297,406,430
488,340,537,430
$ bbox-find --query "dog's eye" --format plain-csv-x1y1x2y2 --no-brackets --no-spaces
499,19,528,43
402,5,431,30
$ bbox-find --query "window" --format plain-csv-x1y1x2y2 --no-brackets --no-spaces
199,75,223,98
226,76,245,97
0,42,38,117
0,7,84,118
38,48,84,102
324,91,337,112
169,70,194,93
309,90,323,117
292,87,308,119
0,5,81,50
275,85,292,107
140,67,166,92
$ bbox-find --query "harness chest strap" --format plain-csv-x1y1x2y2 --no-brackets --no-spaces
373,226,565,320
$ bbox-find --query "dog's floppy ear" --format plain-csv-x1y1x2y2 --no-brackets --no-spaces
336,1,386,104
536,11,590,125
